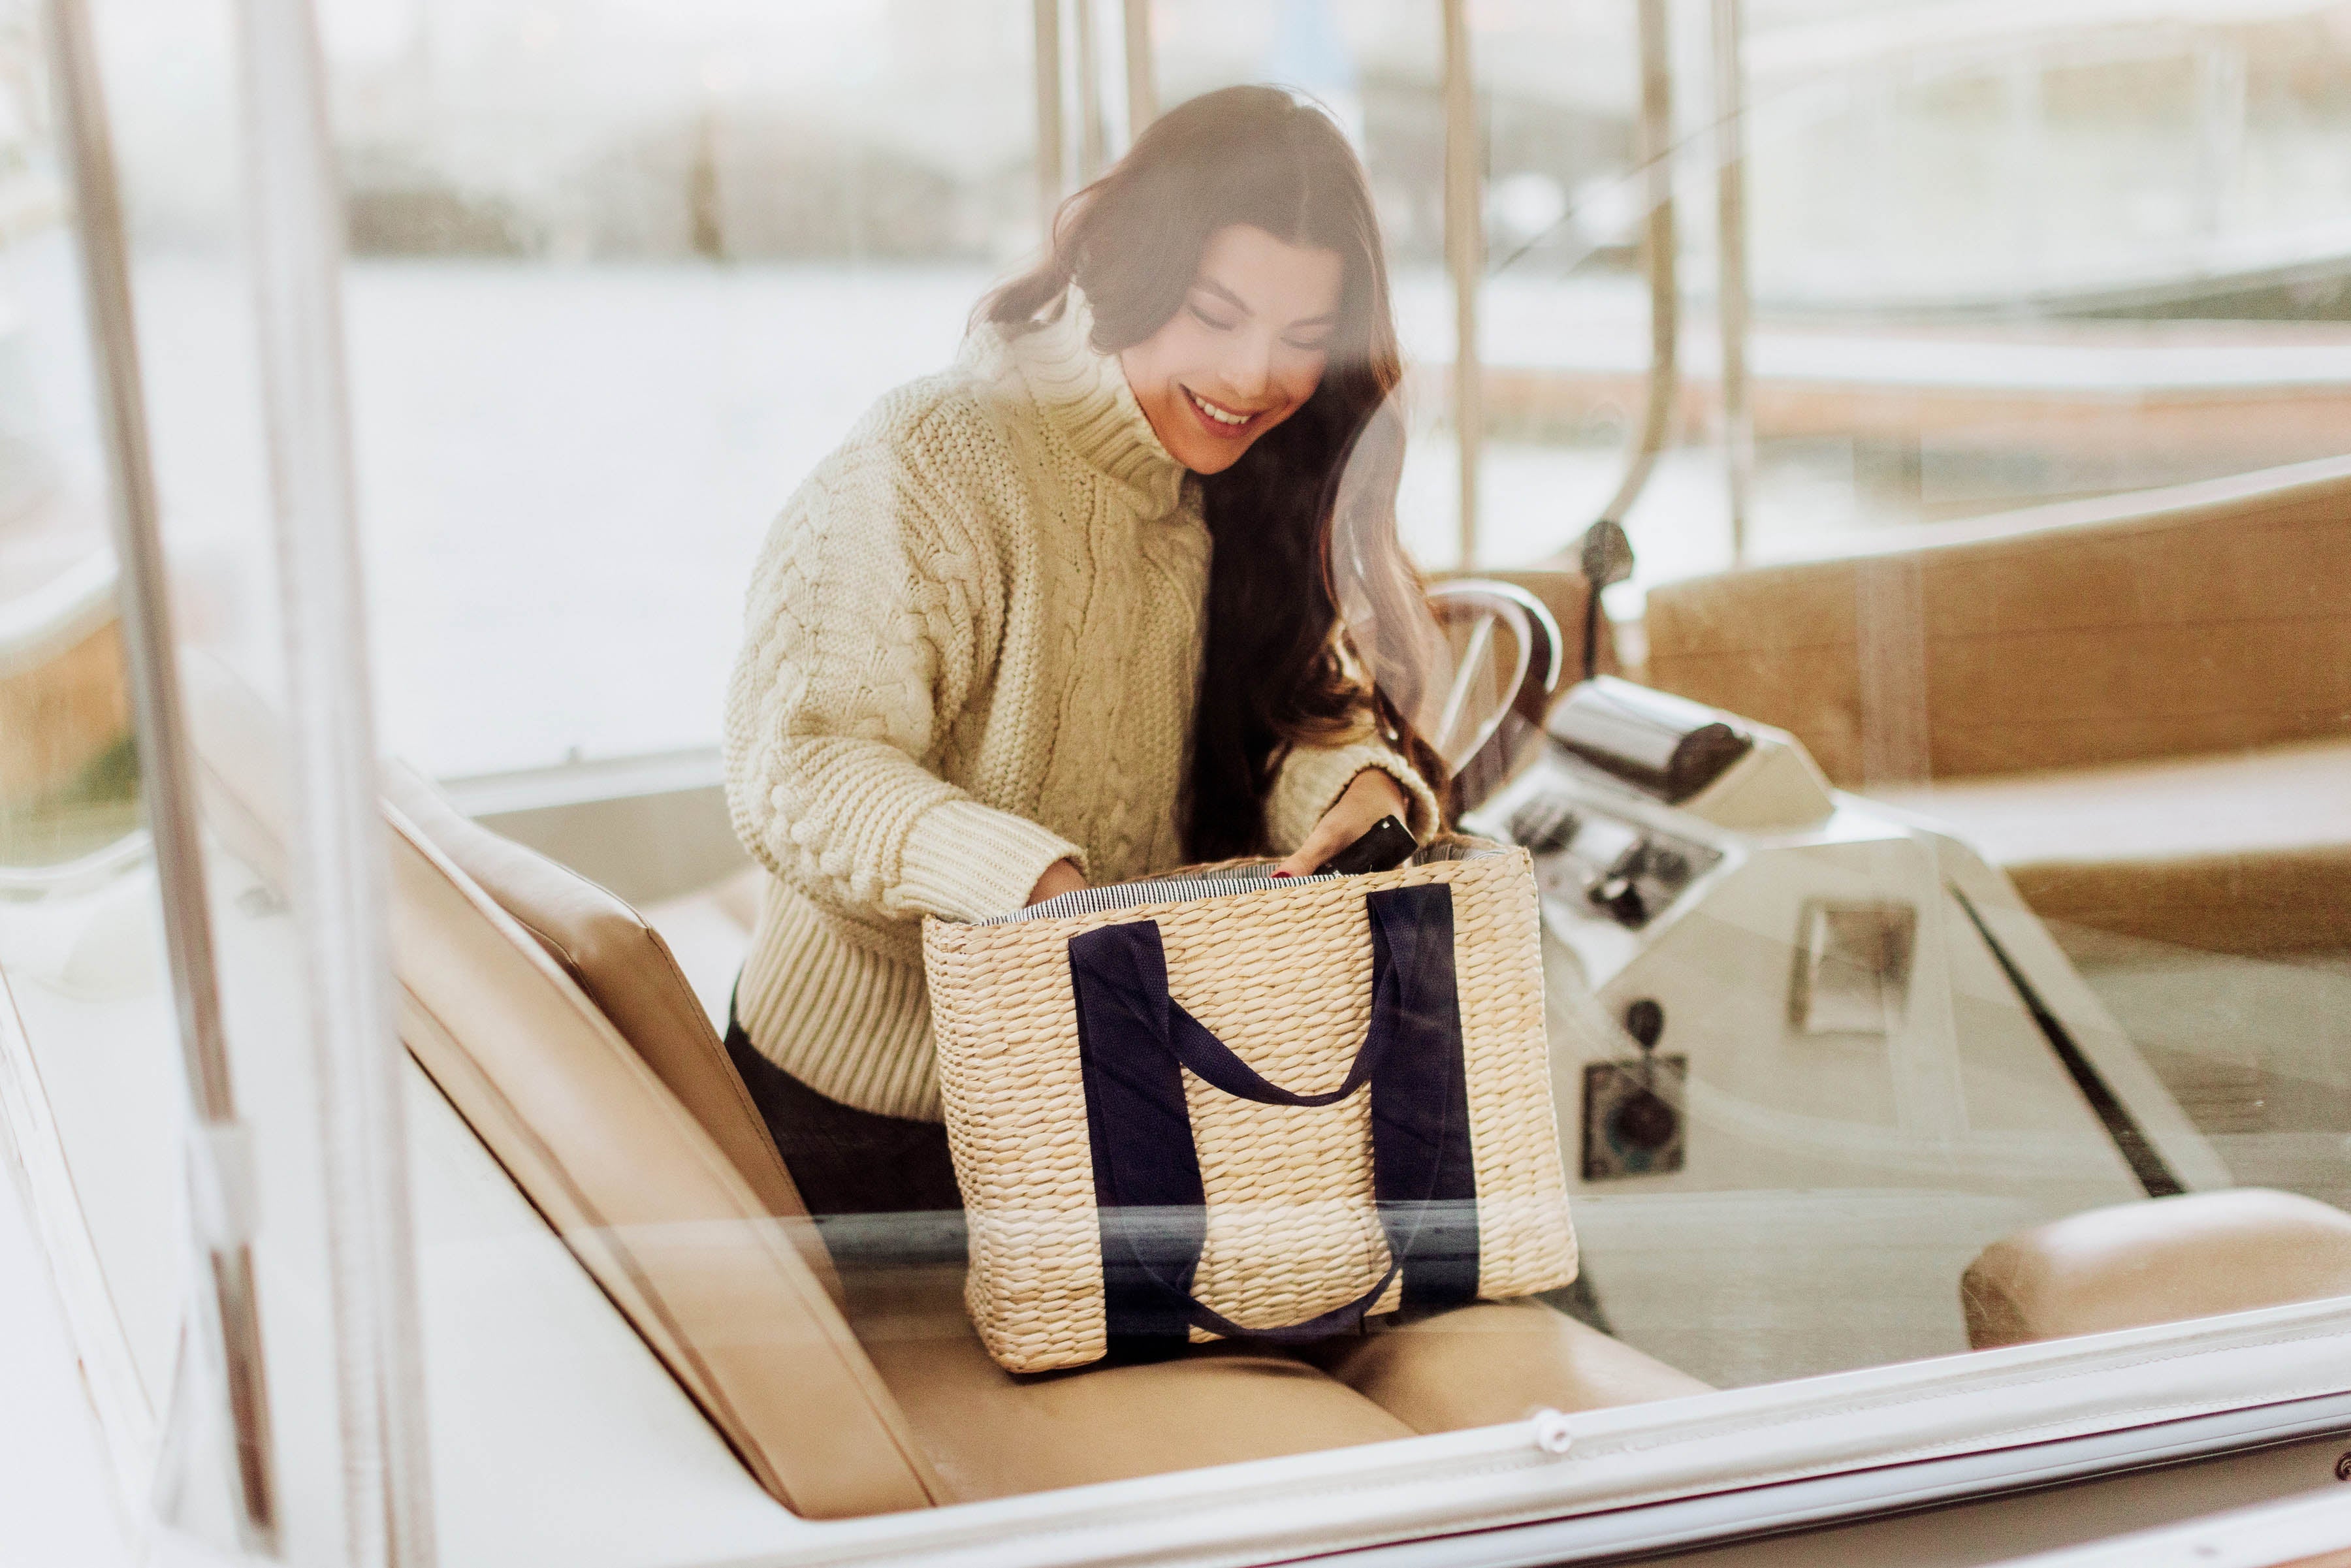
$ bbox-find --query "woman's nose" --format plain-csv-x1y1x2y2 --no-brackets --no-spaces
1222,334,1277,401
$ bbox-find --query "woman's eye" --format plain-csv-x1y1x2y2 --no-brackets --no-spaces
1285,336,1333,353
1189,304,1239,330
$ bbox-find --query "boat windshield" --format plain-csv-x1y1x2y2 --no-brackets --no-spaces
7,1,2351,1562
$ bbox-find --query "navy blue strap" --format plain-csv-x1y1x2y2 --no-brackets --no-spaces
1068,883,1479,1359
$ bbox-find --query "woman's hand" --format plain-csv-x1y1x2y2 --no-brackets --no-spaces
1027,857,1089,906
1276,769,1411,878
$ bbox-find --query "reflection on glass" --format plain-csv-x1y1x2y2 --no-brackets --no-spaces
303,0,1043,777
0,14,176,1433
8,0,2348,1554
0,144,136,872
338,5,2351,1510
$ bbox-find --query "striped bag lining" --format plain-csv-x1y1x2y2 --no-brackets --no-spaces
966,841,1504,927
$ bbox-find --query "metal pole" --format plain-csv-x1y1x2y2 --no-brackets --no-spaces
1595,0,1679,534
1074,0,1106,182
1712,0,1753,566
1122,0,1157,139
233,0,436,1561
1033,0,1066,236
43,0,279,1550
1441,0,1482,568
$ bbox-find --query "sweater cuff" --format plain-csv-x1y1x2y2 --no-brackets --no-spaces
1268,738,1442,855
897,797,1085,921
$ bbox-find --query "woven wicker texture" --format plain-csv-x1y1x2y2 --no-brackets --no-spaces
923,839,1577,1373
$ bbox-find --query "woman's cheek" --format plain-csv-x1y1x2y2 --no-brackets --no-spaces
1281,351,1329,405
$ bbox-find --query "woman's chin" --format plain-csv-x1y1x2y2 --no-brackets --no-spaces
1174,441,1249,476
1165,418,1266,474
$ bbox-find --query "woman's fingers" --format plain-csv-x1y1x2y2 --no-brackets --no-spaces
1025,857,1088,906
1275,818,1352,878
1275,769,1409,876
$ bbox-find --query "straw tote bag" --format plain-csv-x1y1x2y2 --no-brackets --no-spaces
922,838,1578,1374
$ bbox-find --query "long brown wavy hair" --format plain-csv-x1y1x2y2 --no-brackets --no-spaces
982,85,1446,860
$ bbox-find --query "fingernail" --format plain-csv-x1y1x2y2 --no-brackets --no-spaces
1272,870,1294,878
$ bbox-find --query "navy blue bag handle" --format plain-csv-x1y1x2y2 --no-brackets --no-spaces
1067,881,1479,1360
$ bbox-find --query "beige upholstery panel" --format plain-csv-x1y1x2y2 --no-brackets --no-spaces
643,866,767,1032
846,1265,1414,1502
1300,1301,1712,1432
1645,460,2351,785
1877,741,2351,953
383,803,942,1517
1999,847,2351,955
0,620,130,805
1962,1189,2351,1351
379,767,838,1303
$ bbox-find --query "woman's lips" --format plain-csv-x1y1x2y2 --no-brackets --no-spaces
1182,385,1270,438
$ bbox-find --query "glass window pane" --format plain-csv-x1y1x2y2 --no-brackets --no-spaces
8,0,388,1554
22,0,2341,1556
0,150,178,1416
355,0,2351,1492
328,0,1041,779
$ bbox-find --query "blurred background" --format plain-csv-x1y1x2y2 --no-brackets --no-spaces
5,0,2350,780
3,0,2350,1465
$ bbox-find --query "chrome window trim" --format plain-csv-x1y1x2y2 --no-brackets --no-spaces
43,0,280,1546
1441,0,1482,567
232,0,437,1558
687,1299,2351,1568
1033,0,1064,233
1121,0,1157,135
1320,1390,2351,1568
1712,0,1756,568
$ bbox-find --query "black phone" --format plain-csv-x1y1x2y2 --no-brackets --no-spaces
1318,815,1418,876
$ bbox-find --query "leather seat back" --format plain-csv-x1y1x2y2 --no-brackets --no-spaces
378,797,940,1514
1643,457,2351,785
1963,1188,2351,1349
379,766,840,1305
184,667,939,1516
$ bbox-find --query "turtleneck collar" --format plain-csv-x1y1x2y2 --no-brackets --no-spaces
974,285,1192,519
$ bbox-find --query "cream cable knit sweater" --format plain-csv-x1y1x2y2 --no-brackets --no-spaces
723,289,1437,1120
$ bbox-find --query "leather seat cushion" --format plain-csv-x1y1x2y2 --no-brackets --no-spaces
845,1264,1415,1502
1299,1300,1712,1432
847,1266,1714,1501
1874,741,2351,953
1962,1188,2351,1349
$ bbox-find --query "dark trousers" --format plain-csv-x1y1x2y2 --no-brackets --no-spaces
723,1014,966,1265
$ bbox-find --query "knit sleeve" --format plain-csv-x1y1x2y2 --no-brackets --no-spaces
723,404,1082,925
1263,733,1443,858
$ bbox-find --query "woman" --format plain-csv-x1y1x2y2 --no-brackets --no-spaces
722,86,1446,1222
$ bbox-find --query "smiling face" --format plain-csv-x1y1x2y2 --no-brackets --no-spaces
1118,223,1347,475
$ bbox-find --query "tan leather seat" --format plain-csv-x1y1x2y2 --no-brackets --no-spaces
380,763,1710,1506
1873,742,2351,954
381,768,839,1292
849,1264,1415,1501
385,772,1422,1501
1962,1189,2351,1350
1302,1300,1714,1431
187,648,1707,1518
643,865,767,1030
1642,458,2351,953
187,678,942,1518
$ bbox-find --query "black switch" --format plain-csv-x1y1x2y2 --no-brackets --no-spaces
1509,795,1578,856
1591,875,1648,927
